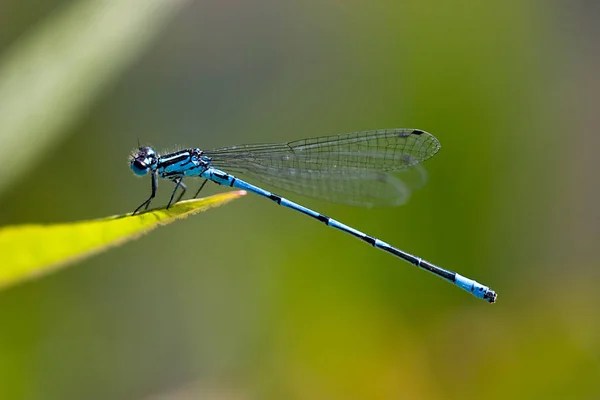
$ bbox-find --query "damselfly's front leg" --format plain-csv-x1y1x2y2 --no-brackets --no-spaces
133,172,158,214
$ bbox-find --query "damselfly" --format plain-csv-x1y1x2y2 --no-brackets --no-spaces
130,128,497,303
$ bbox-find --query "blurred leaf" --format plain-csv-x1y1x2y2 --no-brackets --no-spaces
0,0,192,195
0,191,246,290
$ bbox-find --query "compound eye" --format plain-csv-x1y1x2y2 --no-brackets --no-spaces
131,159,149,176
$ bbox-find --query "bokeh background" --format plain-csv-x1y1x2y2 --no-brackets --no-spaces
0,0,599,399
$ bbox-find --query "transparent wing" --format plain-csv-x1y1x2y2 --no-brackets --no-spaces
207,128,440,172
205,128,439,207
227,163,427,207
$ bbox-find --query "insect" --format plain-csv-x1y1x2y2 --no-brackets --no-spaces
130,128,496,303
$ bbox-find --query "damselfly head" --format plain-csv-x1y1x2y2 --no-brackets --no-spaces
130,146,158,176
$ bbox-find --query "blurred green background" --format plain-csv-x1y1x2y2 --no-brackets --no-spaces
0,0,598,399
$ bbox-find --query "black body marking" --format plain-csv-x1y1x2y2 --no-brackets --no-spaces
157,151,190,168
316,214,330,225
212,170,228,179
417,259,455,281
162,171,182,178
363,235,376,246
269,194,282,204
341,226,369,242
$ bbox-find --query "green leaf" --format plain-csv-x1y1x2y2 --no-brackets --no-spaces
0,191,246,290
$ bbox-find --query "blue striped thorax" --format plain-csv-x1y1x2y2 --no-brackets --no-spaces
130,147,213,178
